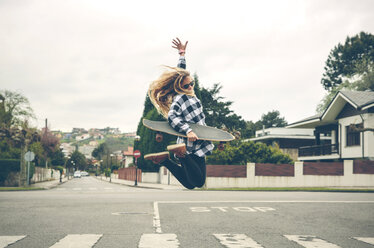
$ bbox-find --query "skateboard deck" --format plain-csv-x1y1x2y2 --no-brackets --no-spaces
143,119,235,142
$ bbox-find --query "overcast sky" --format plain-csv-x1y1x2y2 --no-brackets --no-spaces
1,0,374,133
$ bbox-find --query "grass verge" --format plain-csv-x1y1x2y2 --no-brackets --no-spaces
199,187,374,192
0,187,45,191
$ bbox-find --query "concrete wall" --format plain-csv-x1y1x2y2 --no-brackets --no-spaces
155,160,374,188
142,172,159,184
114,160,374,188
159,167,179,185
204,160,374,188
31,167,62,183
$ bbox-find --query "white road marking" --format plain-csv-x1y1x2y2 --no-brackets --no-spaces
138,234,179,248
49,234,102,248
353,237,374,245
153,202,162,233
0,236,26,248
284,235,341,248
56,188,66,191
89,187,97,190
73,188,82,191
214,234,264,248
157,200,374,204
104,187,113,190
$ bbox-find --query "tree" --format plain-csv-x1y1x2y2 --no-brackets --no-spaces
40,127,60,167
92,143,109,160
321,32,374,91
135,107,175,172
68,150,87,171
0,90,35,128
29,142,44,166
317,61,374,113
51,149,66,166
200,83,246,134
0,139,21,159
257,110,288,129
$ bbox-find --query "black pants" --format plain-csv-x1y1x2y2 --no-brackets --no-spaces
161,154,206,190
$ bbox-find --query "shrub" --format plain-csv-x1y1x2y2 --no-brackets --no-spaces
0,159,20,185
207,141,293,165
104,168,111,177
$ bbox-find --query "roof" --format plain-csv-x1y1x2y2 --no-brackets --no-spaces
287,114,322,128
288,90,374,128
123,146,134,156
340,90,374,110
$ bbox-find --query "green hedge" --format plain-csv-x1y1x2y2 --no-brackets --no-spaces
0,159,20,184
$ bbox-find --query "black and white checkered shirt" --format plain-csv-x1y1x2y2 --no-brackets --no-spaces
167,56,214,157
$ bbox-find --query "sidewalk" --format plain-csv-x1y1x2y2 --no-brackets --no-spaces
96,176,184,190
30,177,68,190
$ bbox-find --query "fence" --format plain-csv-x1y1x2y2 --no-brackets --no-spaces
299,143,339,157
115,160,374,188
156,159,374,188
118,167,142,182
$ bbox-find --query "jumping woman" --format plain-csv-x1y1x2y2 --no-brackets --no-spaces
144,38,214,189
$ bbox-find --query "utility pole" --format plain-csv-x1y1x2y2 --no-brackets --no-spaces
45,118,48,168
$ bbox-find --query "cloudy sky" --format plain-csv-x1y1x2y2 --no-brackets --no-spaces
1,0,374,133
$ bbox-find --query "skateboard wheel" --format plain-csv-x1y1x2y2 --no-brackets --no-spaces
156,133,163,142
218,143,225,151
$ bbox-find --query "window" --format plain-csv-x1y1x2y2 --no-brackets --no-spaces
346,124,363,146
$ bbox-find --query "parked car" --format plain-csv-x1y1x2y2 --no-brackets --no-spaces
73,171,81,178
81,171,89,177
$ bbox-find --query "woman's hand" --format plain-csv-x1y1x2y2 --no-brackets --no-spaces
187,131,198,142
172,38,188,56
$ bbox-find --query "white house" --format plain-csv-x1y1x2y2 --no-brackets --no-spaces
288,90,374,161
248,127,330,161
75,133,90,141
122,147,134,168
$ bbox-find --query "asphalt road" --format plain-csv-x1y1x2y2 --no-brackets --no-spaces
0,177,374,248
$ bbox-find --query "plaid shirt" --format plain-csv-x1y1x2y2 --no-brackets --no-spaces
167,56,214,157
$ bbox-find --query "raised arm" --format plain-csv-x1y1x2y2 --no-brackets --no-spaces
172,38,188,69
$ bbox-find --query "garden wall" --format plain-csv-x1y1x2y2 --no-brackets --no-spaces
156,160,374,188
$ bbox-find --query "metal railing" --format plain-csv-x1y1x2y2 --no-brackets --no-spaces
298,143,339,157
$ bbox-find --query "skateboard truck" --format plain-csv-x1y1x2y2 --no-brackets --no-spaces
155,132,163,142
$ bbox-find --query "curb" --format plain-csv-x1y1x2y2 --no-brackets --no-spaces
93,176,180,190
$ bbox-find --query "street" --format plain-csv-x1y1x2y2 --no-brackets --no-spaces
0,177,374,248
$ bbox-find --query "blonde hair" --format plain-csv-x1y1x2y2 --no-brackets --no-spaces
148,66,195,118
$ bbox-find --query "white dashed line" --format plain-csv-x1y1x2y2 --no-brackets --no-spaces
214,234,264,248
49,234,102,248
0,236,26,248
284,235,341,248
138,234,179,248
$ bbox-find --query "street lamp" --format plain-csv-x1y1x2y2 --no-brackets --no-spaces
71,160,75,178
134,135,141,186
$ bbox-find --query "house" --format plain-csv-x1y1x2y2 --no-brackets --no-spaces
248,127,330,161
60,143,75,157
288,90,374,161
122,147,134,168
75,133,90,141
78,144,96,159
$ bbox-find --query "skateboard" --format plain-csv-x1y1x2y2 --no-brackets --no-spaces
142,119,235,150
